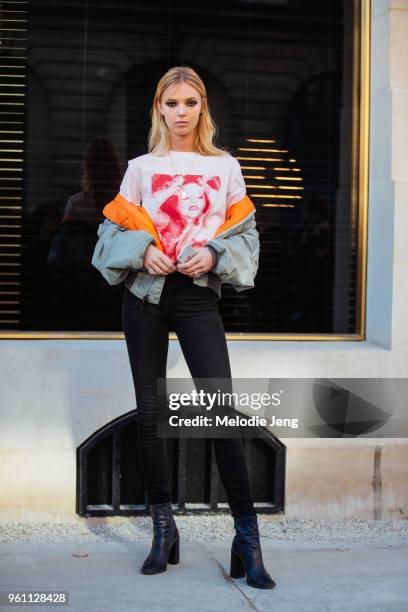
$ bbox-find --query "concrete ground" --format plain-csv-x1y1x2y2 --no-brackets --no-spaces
1,528,408,612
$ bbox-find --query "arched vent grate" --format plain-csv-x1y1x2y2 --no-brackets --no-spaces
77,411,285,516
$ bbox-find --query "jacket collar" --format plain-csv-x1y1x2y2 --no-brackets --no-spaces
103,192,255,252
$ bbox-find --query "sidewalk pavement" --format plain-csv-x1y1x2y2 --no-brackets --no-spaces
1,532,408,612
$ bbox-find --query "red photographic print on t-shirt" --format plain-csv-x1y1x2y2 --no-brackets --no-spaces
151,173,223,262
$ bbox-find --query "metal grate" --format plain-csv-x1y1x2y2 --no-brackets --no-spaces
77,410,285,516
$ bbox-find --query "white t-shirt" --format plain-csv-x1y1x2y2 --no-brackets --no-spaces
118,151,246,263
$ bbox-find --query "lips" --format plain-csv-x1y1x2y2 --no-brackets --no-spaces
176,122,188,125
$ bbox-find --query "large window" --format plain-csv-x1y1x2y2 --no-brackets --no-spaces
0,0,368,336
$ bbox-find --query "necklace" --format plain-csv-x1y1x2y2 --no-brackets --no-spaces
168,151,198,200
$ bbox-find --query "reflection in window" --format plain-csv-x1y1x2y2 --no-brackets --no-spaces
1,0,360,333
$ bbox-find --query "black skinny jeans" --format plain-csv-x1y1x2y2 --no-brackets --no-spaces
122,271,256,518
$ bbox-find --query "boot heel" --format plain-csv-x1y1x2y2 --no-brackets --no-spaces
168,536,180,565
230,547,245,578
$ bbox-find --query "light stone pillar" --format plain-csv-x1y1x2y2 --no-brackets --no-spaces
368,0,408,350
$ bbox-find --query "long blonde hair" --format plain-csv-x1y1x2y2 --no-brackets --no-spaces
148,66,229,157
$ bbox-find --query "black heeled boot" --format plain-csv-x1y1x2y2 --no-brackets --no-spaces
141,502,180,574
230,514,276,589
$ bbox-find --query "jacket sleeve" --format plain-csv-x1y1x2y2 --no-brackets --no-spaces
91,218,156,286
204,216,260,292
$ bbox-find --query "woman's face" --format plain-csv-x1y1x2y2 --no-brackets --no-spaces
179,183,206,219
156,81,203,142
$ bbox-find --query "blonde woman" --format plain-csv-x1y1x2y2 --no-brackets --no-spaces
92,66,275,590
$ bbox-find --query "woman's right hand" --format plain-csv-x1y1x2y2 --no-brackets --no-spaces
143,244,177,275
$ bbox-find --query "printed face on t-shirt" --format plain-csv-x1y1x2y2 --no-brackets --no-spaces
118,153,247,263
150,173,222,261
177,181,206,219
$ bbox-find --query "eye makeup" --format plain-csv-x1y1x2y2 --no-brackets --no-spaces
165,98,199,106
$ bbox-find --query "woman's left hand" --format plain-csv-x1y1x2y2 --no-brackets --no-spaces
176,247,215,277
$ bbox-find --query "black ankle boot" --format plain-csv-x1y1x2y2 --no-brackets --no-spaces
230,514,276,589
141,502,180,574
